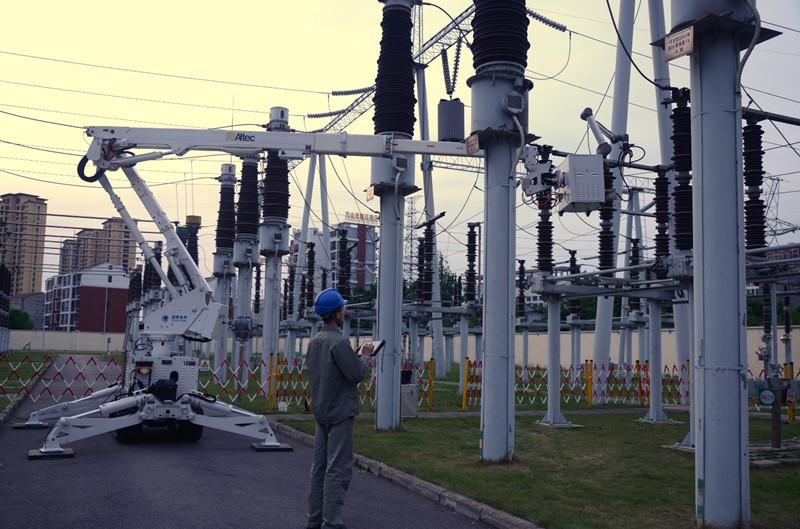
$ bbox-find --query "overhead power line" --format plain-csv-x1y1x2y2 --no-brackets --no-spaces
0,49,331,95
0,80,269,115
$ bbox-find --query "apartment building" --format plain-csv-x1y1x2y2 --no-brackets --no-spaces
59,217,137,274
0,193,48,295
44,262,129,333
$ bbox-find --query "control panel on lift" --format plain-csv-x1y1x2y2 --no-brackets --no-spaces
134,357,200,399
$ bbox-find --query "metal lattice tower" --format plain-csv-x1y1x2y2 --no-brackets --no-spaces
403,195,420,282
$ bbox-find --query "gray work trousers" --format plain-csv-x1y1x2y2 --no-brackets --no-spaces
306,416,355,529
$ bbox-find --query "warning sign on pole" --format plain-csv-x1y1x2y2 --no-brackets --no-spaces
665,26,694,62
758,388,776,407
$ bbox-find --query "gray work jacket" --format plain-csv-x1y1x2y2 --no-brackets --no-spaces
306,326,370,424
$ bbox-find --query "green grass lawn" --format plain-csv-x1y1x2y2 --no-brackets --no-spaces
284,412,800,529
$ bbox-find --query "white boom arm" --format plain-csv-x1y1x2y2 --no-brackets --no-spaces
82,126,474,171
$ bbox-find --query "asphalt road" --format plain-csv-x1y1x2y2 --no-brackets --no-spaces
1,393,495,529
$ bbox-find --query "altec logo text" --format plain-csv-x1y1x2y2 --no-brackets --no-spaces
225,132,256,142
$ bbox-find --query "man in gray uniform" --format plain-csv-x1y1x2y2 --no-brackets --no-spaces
306,288,374,529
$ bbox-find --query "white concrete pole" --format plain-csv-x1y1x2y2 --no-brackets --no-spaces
674,1,753,524
641,300,670,422
539,297,570,426
593,0,636,401
415,64,447,378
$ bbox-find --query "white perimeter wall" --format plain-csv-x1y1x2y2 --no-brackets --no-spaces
9,328,785,373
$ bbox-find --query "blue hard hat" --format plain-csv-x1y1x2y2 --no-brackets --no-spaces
314,288,349,315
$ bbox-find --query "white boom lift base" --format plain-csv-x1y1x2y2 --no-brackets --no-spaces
28,391,291,459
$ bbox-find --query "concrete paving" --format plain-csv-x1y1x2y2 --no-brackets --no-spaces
1,390,537,529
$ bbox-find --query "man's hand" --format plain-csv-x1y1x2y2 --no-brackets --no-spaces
359,342,375,357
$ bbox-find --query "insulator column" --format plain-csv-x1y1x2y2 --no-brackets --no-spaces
416,237,425,299
185,215,201,265
259,108,292,380
210,164,236,373
468,0,532,460
671,92,693,253
423,225,434,302
568,249,581,383
516,260,526,320
673,1,755,524
299,275,308,316
253,263,261,315
592,0,635,402
305,242,316,310
233,156,261,386
337,230,351,298
536,207,553,274
653,169,671,279
568,250,581,315
629,239,641,311
372,0,417,431
597,164,616,271
465,224,478,301
286,265,296,318
281,279,289,321
743,122,766,250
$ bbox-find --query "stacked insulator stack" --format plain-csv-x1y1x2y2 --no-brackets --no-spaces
465,225,478,301
536,210,553,274
215,172,236,251
516,260,526,319
373,1,416,138
568,250,581,315
472,0,529,73
286,265,296,317
321,268,328,291
416,237,426,300
299,275,308,315
598,164,616,271
143,241,163,292
422,225,435,301
743,122,766,250
253,263,261,315
262,151,290,221
671,94,693,252
337,230,351,298
306,242,316,310
653,170,671,279
281,278,289,321
185,215,201,265
629,239,641,311
128,267,142,305
236,160,260,238
762,283,772,334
